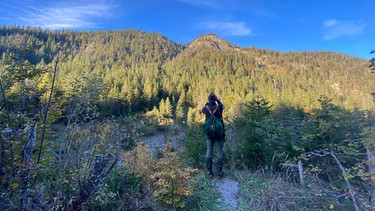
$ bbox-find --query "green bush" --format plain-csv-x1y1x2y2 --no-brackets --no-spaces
180,125,207,169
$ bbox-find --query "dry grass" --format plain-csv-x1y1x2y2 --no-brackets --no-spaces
234,170,358,211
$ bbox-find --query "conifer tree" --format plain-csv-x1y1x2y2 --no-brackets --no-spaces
159,97,173,124
175,92,186,123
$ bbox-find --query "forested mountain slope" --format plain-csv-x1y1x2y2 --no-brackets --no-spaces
1,25,373,120
164,33,374,121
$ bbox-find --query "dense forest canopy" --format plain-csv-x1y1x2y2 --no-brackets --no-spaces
1,25,373,120
0,25,374,210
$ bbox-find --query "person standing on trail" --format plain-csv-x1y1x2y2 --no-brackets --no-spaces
202,92,225,179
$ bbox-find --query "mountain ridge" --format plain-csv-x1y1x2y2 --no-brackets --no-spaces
187,33,241,51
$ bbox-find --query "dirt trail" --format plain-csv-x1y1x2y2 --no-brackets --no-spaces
141,127,184,153
216,178,240,210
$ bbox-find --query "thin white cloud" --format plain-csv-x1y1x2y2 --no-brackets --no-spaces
4,0,116,29
252,8,275,18
322,19,366,40
198,20,251,36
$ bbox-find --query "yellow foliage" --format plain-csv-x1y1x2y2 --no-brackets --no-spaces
149,141,198,208
122,143,154,180
122,141,198,208
11,183,19,190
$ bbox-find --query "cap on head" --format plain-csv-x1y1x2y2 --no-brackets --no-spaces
208,92,217,101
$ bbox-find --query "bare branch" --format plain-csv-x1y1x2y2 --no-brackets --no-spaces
73,154,119,210
37,51,63,164
330,150,360,211
307,151,330,157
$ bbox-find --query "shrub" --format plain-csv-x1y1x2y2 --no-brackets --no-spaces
123,141,199,209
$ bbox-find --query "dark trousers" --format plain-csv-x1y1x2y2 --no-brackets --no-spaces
206,137,224,174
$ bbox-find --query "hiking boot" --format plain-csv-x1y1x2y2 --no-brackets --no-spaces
217,172,223,179
208,171,214,178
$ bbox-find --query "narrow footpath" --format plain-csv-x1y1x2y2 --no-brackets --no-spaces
215,178,240,210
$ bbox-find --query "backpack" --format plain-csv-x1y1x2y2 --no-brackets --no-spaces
203,105,224,139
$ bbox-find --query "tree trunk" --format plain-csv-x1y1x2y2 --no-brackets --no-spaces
21,122,37,210
298,160,304,187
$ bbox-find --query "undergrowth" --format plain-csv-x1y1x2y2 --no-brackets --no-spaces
185,172,226,211
235,170,358,211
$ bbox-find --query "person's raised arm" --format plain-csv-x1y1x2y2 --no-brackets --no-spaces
216,99,225,110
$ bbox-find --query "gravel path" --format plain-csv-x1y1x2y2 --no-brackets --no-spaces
141,124,184,153
215,178,240,211
141,132,184,153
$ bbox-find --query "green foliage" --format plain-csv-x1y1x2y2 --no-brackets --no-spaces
281,95,375,210
0,57,142,210
60,71,105,122
242,95,272,122
271,103,306,158
101,167,156,210
295,96,369,184
175,92,186,123
0,51,45,210
156,97,174,124
1,52,42,115
2,25,375,121
38,118,140,210
301,95,362,152
181,125,207,168
233,96,283,170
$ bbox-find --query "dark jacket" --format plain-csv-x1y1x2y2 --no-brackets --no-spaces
202,100,224,121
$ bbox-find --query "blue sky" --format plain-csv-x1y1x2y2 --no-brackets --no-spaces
0,0,373,59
